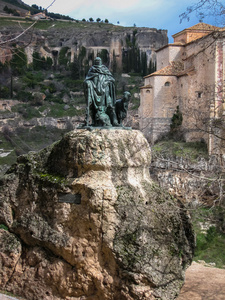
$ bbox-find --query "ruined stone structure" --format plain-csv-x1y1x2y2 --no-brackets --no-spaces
139,23,225,154
0,24,168,72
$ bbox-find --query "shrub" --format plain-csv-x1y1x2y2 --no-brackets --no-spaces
0,86,10,99
17,91,32,102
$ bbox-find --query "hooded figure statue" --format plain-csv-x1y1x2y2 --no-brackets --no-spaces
83,57,119,127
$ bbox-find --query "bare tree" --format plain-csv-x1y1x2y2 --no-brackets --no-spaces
180,0,225,24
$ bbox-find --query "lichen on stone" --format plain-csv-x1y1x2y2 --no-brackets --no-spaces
0,129,194,300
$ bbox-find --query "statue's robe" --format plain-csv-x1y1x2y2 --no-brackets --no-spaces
84,64,116,110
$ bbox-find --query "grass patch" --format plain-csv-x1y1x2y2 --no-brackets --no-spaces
152,140,209,161
41,102,85,117
11,104,42,119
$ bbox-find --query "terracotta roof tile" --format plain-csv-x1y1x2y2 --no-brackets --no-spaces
144,62,196,78
145,61,184,77
187,23,221,31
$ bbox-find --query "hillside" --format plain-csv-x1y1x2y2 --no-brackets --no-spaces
0,0,28,15
0,11,168,173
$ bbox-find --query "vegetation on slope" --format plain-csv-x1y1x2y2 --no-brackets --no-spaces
191,206,225,268
152,139,225,269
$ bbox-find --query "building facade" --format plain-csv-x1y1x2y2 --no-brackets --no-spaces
139,23,225,154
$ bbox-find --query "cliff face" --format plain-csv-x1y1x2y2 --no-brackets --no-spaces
0,21,168,69
0,129,194,300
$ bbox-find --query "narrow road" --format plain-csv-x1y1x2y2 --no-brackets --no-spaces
177,262,225,300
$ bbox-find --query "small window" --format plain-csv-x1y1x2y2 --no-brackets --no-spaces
165,81,170,86
146,89,151,93
197,92,203,98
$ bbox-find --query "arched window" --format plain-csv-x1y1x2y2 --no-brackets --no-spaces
146,89,151,93
165,81,170,86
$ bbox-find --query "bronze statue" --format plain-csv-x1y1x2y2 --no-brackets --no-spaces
83,57,119,127
83,57,131,128
115,91,131,125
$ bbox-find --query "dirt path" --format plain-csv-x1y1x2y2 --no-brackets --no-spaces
176,262,225,300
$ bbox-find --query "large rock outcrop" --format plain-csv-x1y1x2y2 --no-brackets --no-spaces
0,129,194,299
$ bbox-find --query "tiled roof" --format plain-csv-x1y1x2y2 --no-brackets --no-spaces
144,62,195,78
187,23,221,31
140,84,153,89
145,61,184,77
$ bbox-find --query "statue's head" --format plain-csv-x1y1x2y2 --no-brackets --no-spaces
123,91,131,102
94,57,102,66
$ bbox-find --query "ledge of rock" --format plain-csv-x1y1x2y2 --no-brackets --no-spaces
0,129,194,300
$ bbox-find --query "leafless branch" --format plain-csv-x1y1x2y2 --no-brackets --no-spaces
0,21,37,46
0,1,57,47
46,0,57,11
180,0,225,24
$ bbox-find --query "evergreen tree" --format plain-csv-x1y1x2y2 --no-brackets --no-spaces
10,47,27,75
71,56,80,79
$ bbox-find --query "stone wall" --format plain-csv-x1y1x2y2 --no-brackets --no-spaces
139,28,225,154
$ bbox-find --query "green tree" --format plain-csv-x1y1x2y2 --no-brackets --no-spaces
10,47,27,75
112,50,117,74
98,49,109,65
70,56,80,79
122,31,142,74
141,52,147,76
32,52,51,70
148,59,156,74
59,47,70,66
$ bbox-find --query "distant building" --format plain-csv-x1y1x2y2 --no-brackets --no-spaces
139,23,225,154
32,12,49,20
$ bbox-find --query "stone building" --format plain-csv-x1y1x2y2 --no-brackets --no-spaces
139,23,225,154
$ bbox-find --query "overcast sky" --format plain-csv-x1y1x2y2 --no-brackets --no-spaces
23,0,219,42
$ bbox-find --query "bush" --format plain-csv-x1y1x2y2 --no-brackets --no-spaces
32,52,52,70
191,207,225,268
17,91,32,102
0,86,10,99
170,106,183,130
48,83,57,93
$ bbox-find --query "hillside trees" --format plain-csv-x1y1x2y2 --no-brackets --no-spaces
3,5,20,16
122,30,156,76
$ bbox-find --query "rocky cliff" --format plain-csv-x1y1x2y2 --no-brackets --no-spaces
0,20,168,70
0,129,194,299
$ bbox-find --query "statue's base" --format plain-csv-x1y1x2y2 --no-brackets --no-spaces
77,125,132,131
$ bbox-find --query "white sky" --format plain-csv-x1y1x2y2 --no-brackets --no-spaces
23,0,220,42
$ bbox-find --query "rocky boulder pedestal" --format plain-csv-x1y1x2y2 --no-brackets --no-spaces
0,129,194,300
